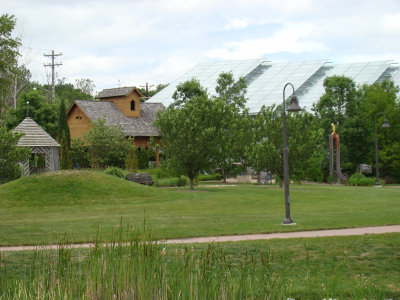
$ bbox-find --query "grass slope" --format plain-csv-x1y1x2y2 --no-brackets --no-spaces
0,170,399,246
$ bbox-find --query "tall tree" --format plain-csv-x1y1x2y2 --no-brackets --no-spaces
6,90,58,138
0,14,21,119
54,78,94,107
60,134,72,170
75,78,95,97
212,72,249,182
361,80,400,182
312,75,365,176
312,75,359,132
58,97,70,147
154,79,216,190
247,104,324,186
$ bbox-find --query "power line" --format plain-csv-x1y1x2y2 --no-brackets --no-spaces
43,50,62,100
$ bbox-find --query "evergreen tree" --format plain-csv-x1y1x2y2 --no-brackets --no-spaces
58,98,70,147
136,149,149,170
60,134,72,170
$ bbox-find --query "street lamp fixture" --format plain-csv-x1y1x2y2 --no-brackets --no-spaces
374,112,390,187
282,83,301,225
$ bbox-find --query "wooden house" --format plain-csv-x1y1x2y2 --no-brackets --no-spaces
67,87,165,166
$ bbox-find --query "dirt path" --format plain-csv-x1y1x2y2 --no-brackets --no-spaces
1,225,399,252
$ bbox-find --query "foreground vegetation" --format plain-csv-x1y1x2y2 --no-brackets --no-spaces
1,225,399,299
1,170,399,246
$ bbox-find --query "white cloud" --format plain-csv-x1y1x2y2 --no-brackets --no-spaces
207,22,326,60
382,13,400,33
224,18,252,30
2,0,400,92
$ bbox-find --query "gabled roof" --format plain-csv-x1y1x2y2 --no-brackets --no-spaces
127,103,165,136
70,100,164,137
96,86,143,99
13,117,60,147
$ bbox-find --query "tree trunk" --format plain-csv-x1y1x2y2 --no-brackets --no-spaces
223,171,227,184
279,176,283,188
189,177,194,190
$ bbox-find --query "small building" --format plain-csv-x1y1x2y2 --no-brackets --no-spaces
67,86,165,166
13,117,60,176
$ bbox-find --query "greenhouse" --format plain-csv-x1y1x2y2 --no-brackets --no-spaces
148,59,400,113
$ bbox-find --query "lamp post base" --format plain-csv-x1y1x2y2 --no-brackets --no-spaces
374,182,382,187
282,218,296,225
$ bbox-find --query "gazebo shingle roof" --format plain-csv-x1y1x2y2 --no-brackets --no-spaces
13,117,60,147
74,100,164,137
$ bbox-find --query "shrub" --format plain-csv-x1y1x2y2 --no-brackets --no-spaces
348,173,382,186
85,119,132,169
104,166,126,179
0,127,30,182
70,138,90,169
156,176,189,187
142,168,172,179
125,146,138,172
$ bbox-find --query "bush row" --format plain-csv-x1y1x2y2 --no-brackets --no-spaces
103,167,190,187
347,173,384,186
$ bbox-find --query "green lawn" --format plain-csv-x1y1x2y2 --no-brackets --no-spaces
0,170,399,246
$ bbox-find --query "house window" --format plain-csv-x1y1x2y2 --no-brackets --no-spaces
131,100,135,111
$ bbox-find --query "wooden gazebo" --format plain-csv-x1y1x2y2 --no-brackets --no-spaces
13,117,60,176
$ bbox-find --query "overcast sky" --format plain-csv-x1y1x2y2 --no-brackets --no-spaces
2,0,400,94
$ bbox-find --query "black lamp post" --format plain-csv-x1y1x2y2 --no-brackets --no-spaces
374,112,390,187
282,83,301,224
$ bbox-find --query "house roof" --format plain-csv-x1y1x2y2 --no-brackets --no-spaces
96,86,143,99
127,103,165,136
13,117,60,147
71,100,164,137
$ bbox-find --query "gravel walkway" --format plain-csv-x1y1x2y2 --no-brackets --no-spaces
1,225,399,252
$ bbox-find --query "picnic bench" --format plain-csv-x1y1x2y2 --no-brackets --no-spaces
126,173,154,185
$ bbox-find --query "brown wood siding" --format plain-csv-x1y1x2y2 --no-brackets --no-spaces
102,90,141,117
133,136,151,149
67,105,92,140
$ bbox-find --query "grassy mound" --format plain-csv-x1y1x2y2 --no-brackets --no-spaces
0,170,158,207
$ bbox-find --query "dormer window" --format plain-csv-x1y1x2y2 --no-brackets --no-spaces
131,100,135,111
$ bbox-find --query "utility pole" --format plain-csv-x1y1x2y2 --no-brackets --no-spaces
43,50,62,101
140,82,154,99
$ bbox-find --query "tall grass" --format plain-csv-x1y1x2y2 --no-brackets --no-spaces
1,225,392,299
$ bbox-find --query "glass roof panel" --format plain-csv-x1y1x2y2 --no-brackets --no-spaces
149,59,399,112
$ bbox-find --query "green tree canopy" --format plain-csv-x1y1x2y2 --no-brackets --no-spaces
85,119,132,169
360,80,400,182
6,90,58,138
212,72,250,181
0,126,30,182
247,104,324,185
155,79,217,190
0,14,21,119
